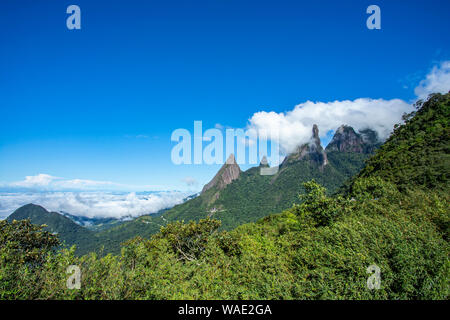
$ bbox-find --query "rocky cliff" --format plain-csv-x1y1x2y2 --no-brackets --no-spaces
326,125,380,154
201,154,241,193
281,124,328,168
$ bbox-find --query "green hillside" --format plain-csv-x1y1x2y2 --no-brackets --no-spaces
19,124,372,255
352,93,450,191
4,126,375,255
7,204,100,255
87,127,373,254
200,151,369,229
149,126,373,230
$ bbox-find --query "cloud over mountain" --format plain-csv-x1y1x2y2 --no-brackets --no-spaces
248,98,412,154
247,61,450,154
0,174,189,219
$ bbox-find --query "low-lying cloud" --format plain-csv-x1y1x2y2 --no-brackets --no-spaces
0,174,189,220
0,191,189,220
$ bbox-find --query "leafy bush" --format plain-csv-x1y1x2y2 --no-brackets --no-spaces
294,180,349,226
154,218,221,263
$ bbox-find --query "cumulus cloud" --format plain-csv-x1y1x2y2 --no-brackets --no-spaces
0,191,188,220
415,61,450,100
248,98,412,153
11,174,59,188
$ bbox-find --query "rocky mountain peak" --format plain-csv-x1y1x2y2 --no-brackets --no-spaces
281,124,328,168
325,125,380,154
201,154,241,193
312,124,319,139
225,153,237,164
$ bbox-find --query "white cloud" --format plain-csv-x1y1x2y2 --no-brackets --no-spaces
7,174,118,191
0,173,190,219
0,191,188,220
57,178,115,189
415,61,450,100
3,174,172,193
124,134,150,139
12,174,60,188
0,174,187,219
248,98,412,153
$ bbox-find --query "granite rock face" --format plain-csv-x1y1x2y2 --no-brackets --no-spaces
201,154,241,193
281,124,328,168
202,124,380,193
326,125,380,154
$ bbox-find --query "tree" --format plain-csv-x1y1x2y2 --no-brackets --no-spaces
154,218,221,263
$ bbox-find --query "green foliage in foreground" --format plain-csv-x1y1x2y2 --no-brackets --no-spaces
1,178,448,299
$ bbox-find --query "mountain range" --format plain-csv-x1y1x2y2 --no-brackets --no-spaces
7,124,380,255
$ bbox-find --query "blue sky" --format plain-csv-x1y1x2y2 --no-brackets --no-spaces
1,0,450,192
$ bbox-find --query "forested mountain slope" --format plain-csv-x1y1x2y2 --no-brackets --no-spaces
6,124,379,255
351,93,450,191
7,204,100,254
159,124,377,232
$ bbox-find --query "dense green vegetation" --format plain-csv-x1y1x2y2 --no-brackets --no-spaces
1,92,448,299
354,93,450,191
85,148,369,254
155,149,370,233
7,204,100,255
11,130,369,256
6,204,169,256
